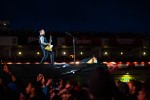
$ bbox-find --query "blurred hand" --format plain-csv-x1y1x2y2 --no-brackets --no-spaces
37,74,43,82
19,93,26,100
46,79,52,86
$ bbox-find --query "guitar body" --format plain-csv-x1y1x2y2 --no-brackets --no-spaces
45,35,53,51
45,45,53,51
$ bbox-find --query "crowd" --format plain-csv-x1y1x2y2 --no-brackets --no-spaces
0,64,150,100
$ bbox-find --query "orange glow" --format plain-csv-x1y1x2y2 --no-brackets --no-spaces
141,62,144,64
126,62,130,65
118,62,122,64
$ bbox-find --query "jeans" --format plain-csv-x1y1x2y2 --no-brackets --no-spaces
40,45,54,64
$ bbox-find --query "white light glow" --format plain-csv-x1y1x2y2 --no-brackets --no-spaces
18,51,22,55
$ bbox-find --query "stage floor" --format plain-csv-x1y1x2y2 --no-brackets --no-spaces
0,63,104,84
0,63,150,84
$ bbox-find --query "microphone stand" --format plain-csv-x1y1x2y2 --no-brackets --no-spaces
66,32,76,64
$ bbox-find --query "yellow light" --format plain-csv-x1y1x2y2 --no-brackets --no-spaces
70,55,74,58
80,52,83,55
119,75,134,82
75,61,80,64
18,51,22,55
120,52,123,55
104,51,108,55
63,52,66,55
37,52,40,55
143,52,146,55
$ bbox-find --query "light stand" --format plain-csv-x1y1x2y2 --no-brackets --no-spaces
66,32,76,64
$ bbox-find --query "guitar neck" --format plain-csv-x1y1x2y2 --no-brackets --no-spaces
49,35,52,43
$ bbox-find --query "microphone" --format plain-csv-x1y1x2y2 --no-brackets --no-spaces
66,32,75,38
66,32,71,36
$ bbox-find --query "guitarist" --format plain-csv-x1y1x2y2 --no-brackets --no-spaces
39,29,54,64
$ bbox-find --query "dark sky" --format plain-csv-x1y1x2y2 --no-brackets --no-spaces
0,0,150,32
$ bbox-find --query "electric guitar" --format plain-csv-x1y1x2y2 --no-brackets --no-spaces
45,35,53,51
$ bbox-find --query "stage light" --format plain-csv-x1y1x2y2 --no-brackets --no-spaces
75,61,80,64
34,62,40,64
25,62,31,64
7,62,13,64
141,62,144,64
119,62,122,64
70,70,76,74
16,62,22,64
119,75,133,82
126,62,130,65
43,62,50,64
63,64,70,68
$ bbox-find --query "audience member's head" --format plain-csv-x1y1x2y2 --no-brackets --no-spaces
128,79,142,96
138,76,150,100
26,80,45,99
88,66,114,100
39,29,45,35
116,81,130,97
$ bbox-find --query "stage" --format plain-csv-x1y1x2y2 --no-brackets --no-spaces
0,63,150,84
0,63,107,84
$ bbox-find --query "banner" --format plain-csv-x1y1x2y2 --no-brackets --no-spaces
63,37,101,46
108,37,143,47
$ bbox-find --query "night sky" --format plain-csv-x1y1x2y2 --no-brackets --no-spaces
0,0,150,32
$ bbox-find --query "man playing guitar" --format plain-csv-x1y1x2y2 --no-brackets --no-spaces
39,29,54,64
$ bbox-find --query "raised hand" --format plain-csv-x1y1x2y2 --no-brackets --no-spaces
3,64,12,75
